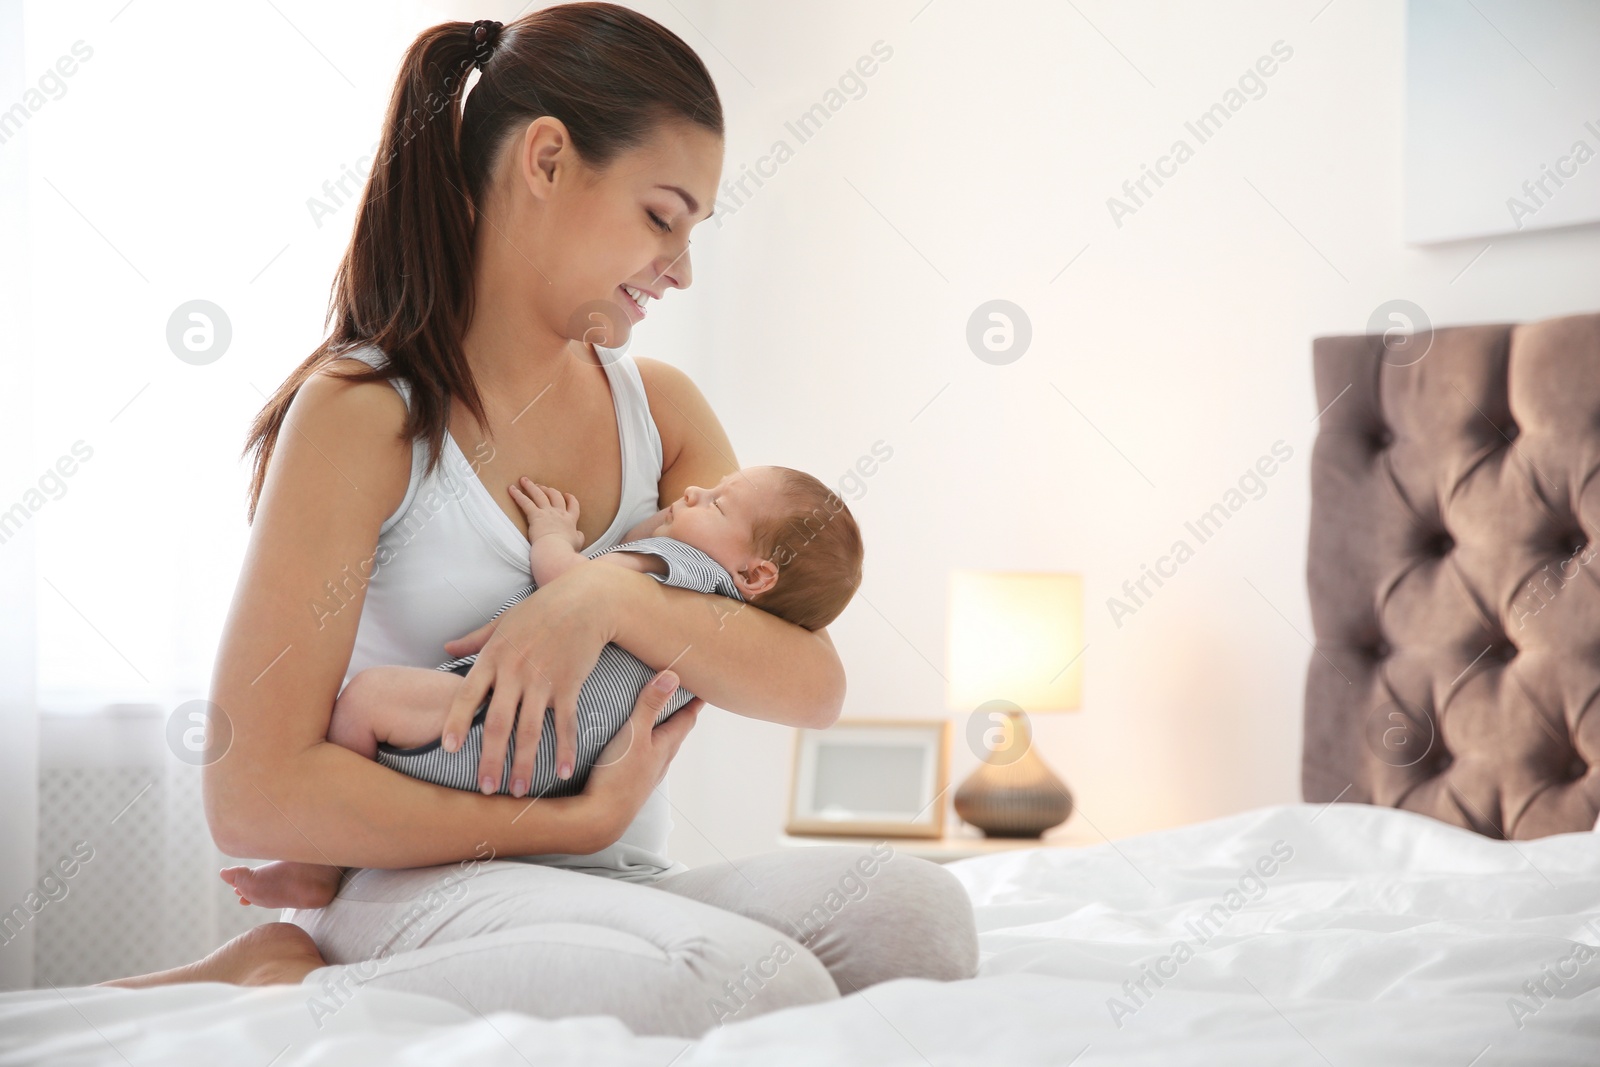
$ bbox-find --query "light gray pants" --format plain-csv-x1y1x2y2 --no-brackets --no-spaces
283,843,978,1038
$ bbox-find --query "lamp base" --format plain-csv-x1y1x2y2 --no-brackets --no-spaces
953,711,1073,839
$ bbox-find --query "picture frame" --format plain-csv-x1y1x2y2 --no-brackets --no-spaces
785,718,950,839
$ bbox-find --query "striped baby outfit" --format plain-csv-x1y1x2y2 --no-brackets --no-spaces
374,536,743,798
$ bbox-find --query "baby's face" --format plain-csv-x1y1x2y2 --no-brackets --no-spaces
649,466,784,573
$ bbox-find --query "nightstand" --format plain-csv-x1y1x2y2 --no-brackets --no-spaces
777,816,1104,863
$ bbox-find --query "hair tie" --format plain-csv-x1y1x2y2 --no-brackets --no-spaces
469,19,504,72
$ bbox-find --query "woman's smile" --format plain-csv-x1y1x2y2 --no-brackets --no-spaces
618,283,651,320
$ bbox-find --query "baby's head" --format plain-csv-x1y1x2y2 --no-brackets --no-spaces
649,465,863,631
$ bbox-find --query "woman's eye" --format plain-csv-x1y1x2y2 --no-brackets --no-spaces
647,210,673,234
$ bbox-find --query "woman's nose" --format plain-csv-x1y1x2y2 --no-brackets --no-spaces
656,246,692,291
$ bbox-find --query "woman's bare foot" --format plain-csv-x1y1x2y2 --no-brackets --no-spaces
220,862,344,909
95,921,325,990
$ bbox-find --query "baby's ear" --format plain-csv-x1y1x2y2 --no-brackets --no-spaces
737,558,780,597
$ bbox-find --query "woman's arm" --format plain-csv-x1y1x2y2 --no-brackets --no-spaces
204,366,636,866
593,563,845,729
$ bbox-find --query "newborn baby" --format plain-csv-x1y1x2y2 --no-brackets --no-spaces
221,464,864,909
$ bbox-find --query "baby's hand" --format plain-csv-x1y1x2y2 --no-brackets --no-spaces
511,477,583,550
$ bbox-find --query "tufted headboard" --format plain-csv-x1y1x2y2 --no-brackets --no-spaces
1302,309,1600,839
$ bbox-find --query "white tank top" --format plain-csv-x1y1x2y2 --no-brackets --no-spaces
335,342,687,882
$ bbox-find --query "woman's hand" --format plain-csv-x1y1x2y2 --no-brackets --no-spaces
439,565,615,797
583,670,703,840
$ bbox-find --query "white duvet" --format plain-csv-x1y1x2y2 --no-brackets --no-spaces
3,802,1597,1066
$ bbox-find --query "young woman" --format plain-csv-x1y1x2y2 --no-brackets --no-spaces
98,4,977,1038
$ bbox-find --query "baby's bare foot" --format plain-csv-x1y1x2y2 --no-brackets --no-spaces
220,862,343,910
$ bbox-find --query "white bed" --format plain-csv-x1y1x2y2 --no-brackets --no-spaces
5,801,1597,1066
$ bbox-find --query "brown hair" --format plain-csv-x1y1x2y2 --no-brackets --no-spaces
240,3,723,522
743,468,865,631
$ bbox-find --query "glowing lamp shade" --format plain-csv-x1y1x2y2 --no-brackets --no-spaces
944,569,1083,838
946,570,1083,714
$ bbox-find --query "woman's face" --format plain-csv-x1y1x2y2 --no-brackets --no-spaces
500,115,724,351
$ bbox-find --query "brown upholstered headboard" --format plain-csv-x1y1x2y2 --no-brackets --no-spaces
1303,309,1600,839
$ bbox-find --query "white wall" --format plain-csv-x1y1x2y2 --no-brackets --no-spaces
661,0,1600,866
1404,0,1600,243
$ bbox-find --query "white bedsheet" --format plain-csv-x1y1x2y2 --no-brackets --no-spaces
3,802,1597,1066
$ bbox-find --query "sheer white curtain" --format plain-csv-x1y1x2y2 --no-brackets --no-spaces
2,0,41,992
8,0,490,986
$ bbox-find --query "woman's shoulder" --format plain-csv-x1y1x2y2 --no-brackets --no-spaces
631,356,726,473
300,351,410,434
631,354,682,391
279,352,416,510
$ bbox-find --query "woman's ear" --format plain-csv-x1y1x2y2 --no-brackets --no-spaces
520,115,571,204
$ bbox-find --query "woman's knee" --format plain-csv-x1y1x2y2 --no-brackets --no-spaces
874,850,979,980
795,846,979,986
666,913,837,1034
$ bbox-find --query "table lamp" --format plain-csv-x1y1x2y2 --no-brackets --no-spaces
946,569,1083,838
